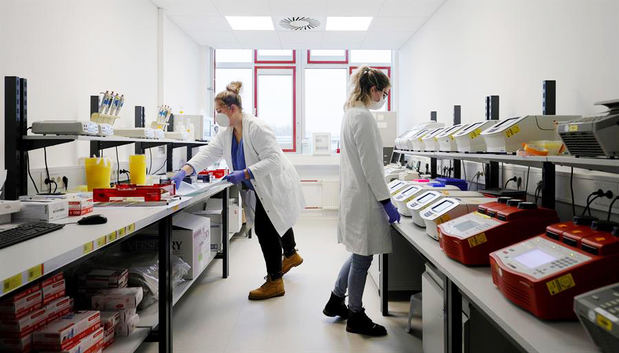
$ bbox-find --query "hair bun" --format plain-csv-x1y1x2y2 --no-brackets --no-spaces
226,81,242,94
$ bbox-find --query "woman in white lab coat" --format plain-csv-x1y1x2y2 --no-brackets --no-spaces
171,82,305,300
322,67,400,336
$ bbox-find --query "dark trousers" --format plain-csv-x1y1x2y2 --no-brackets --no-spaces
254,198,296,279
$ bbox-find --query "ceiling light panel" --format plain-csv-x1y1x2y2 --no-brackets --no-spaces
325,17,373,31
225,16,274,30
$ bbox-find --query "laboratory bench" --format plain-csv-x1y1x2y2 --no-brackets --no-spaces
377,149,617,353
0,181,235,353
384,220,597,353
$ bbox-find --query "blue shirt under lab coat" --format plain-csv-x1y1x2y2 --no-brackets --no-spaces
231,137,254,190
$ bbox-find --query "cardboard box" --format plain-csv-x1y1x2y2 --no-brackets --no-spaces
14,199,68,222
42,279,65,305
102,326,114,349
67,197,93,216
79,269,128,289
116,308,136,326
172,212,211,279
99,311,119,330
32,311,100,351
40,326,104,353
0,307,47,338
91,287,143,311
114,313,138,337
0,287,42,320
44,297,73,323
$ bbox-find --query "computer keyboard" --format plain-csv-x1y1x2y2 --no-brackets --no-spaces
0,222,65,249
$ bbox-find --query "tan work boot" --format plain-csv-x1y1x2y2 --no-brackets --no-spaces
282,252,304,274
248,277,285,300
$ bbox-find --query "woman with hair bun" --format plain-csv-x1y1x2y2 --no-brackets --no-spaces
172,81,305,300
322,66,399,336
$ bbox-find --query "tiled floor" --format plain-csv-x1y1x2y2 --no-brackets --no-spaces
136,212,422,353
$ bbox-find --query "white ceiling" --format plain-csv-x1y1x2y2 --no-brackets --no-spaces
151,0,445,49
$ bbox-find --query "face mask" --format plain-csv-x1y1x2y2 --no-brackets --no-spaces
215,112,230,127
369,95,386,110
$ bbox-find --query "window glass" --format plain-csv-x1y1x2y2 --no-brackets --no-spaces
256,68,295,151
255,49,295,63
215,69,253,112
304,69,347,140
308,50,348,63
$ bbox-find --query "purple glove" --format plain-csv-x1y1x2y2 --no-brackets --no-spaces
171,169,186,190
381,200,401,224
223,170,246,184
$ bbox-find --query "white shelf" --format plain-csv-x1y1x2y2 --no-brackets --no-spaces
396,149,619,173
104,327,150,353
392,220,597,353
22,134,209,145
138,254,215,329
0,182,228,297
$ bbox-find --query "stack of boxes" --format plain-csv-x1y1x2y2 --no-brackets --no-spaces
99,311,119,349
0,273,73,353
32,311,102,353
91,287,142,337
77,269,128,300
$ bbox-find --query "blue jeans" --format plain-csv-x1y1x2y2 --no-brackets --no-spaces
333,253,373,313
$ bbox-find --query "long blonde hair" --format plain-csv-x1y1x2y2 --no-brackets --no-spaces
215,81,243,110
345,66,391,110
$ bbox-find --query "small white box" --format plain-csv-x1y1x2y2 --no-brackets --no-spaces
312,132,331,155
14,199,68,222
172,212,212,280
91,287,143,311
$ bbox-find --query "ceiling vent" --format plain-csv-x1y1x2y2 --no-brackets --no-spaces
278,16,320,31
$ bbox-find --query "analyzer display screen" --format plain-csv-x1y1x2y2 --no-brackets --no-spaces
454,220,479,232
432,200,454,213
514,249,557,269
417,193,436,203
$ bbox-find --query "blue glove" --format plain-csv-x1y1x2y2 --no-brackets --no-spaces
381,200,401,224
223,170,246,184
171,169,186,190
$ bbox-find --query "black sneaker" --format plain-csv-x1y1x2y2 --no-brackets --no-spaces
323,292,350,319
346,309,387,336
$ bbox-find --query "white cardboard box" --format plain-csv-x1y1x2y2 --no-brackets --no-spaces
172,212,212,280
14,199,68,222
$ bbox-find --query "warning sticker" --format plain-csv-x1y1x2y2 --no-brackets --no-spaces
504,124,521,138
546,273,575,295
469,128,482,139
596,313,613,332
568,125,578,132
467,233,487,248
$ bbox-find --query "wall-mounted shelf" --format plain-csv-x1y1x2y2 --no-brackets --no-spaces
395,150,619,174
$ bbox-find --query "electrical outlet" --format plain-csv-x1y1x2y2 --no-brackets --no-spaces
591,181,618,211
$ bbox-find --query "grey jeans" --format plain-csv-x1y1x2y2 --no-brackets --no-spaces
333,253,374,313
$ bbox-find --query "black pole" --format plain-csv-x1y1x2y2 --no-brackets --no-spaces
485,96,500,188
543,80,556,115
157,215,173,353
90,96,100,157
430,111,438,178
4,76,27,199
135,106,146,154
453,105,462,178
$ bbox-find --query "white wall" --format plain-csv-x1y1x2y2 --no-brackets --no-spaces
0,1,208,190
398,0,619,130
397,0,619,219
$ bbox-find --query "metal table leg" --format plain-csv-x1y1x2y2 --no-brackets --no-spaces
222,188,229,278
158,215,173,353
380,253,389,316
444,278,462,353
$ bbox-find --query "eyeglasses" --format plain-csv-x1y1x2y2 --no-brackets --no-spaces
381,90,389,99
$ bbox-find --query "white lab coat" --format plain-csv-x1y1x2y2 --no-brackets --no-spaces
186,114,305,236
338,105,392,256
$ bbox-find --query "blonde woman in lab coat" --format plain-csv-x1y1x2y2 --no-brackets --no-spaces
171,82,305,300
323,67,400,336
